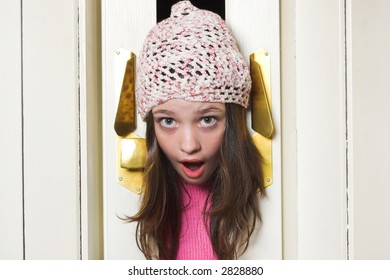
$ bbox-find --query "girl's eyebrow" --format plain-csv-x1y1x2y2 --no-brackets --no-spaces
197,107,225,114
152,109,175,116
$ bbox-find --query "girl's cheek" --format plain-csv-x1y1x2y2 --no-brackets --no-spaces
208,134,224,151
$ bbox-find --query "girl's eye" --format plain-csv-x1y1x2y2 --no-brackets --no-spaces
159,118,177,128
200,116,217,127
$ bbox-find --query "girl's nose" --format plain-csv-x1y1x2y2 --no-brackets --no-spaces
179,126,201,155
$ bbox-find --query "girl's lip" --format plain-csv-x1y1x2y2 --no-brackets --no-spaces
180,160,205,179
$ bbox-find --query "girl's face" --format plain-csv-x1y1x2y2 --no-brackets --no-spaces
152,99,226,185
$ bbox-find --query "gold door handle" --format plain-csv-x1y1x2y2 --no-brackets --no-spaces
114,51,146,194
114,52,137,136
250,49,274,188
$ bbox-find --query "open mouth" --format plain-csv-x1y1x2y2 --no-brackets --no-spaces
182,161,204,171
180,160,205,179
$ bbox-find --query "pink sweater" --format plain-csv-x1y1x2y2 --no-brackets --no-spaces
176,182,217,260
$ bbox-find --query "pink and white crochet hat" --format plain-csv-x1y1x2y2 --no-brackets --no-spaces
135,0,251,119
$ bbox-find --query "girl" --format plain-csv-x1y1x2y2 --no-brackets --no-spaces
128,0,265,260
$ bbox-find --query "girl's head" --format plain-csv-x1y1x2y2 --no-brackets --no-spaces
135,0,252,120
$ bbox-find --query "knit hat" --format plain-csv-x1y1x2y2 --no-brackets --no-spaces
135,0,251,119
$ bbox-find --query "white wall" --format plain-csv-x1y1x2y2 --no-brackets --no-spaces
347,0,390,260
0,0,24,260
281,0,390,259
0,0,102,260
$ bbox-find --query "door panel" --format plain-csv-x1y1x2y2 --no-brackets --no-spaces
102,0,281,259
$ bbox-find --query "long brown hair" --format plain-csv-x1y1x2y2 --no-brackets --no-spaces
127,103,265,259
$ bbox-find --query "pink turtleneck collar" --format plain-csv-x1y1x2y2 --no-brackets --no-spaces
176,181,217,260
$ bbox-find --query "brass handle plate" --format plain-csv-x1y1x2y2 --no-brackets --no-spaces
115,52,136,136
114,50,146,194
250,49,274,188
